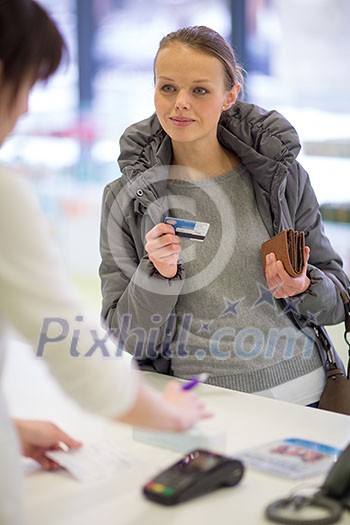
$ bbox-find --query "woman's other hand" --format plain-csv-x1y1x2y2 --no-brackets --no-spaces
14,419,82,470
264,246,311,299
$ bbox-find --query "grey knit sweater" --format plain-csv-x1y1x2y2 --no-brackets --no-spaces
167,165,322,392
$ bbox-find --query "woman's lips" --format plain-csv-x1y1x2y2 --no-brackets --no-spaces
169,117,195,127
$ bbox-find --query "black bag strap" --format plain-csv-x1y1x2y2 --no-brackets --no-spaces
324,272,350,378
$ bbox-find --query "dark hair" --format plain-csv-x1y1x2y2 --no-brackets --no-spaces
0,0,66,101
154,26,244,92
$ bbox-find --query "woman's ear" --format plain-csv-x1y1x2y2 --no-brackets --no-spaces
222,84,240,111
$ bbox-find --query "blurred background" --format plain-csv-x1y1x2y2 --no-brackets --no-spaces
0,0,349,313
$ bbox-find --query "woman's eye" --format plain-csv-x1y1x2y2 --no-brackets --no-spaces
193,87,207,95
161,85,175,92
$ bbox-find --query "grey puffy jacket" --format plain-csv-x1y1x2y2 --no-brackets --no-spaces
99,101,349,373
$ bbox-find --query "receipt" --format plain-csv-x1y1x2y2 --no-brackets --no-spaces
46,440,139,482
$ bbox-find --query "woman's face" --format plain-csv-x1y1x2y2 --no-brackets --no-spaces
154,44,239,148
0,75,33,146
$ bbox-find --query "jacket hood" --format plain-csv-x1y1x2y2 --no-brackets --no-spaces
118,100,301,195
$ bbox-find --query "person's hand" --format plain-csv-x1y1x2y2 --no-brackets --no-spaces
145,223,181,278
264,246,311,299
14,419,82,471
117,378,212,432
162,380,212,432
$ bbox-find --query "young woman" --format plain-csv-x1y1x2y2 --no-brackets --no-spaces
0,5,208,524
100,26,349,406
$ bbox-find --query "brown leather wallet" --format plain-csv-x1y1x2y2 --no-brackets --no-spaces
261,229,305,278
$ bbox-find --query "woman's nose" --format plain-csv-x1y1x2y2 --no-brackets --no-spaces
175,90,191,110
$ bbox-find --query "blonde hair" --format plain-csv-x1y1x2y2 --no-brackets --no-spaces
154,26,244,93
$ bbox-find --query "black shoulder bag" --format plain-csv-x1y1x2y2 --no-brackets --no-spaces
311,273,350,416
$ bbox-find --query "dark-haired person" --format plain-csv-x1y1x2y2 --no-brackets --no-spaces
100,26,349,408
0,4,209,524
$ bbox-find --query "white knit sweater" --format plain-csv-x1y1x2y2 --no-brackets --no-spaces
0,165,138,524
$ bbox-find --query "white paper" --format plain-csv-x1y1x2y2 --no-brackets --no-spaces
133,425,226,454
46,439,139,482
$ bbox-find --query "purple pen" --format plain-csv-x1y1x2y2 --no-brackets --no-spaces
182,373,209,391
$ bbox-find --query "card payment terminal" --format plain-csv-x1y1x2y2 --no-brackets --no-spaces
143,449,244,505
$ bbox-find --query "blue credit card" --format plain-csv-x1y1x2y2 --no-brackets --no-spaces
164,216,210,241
